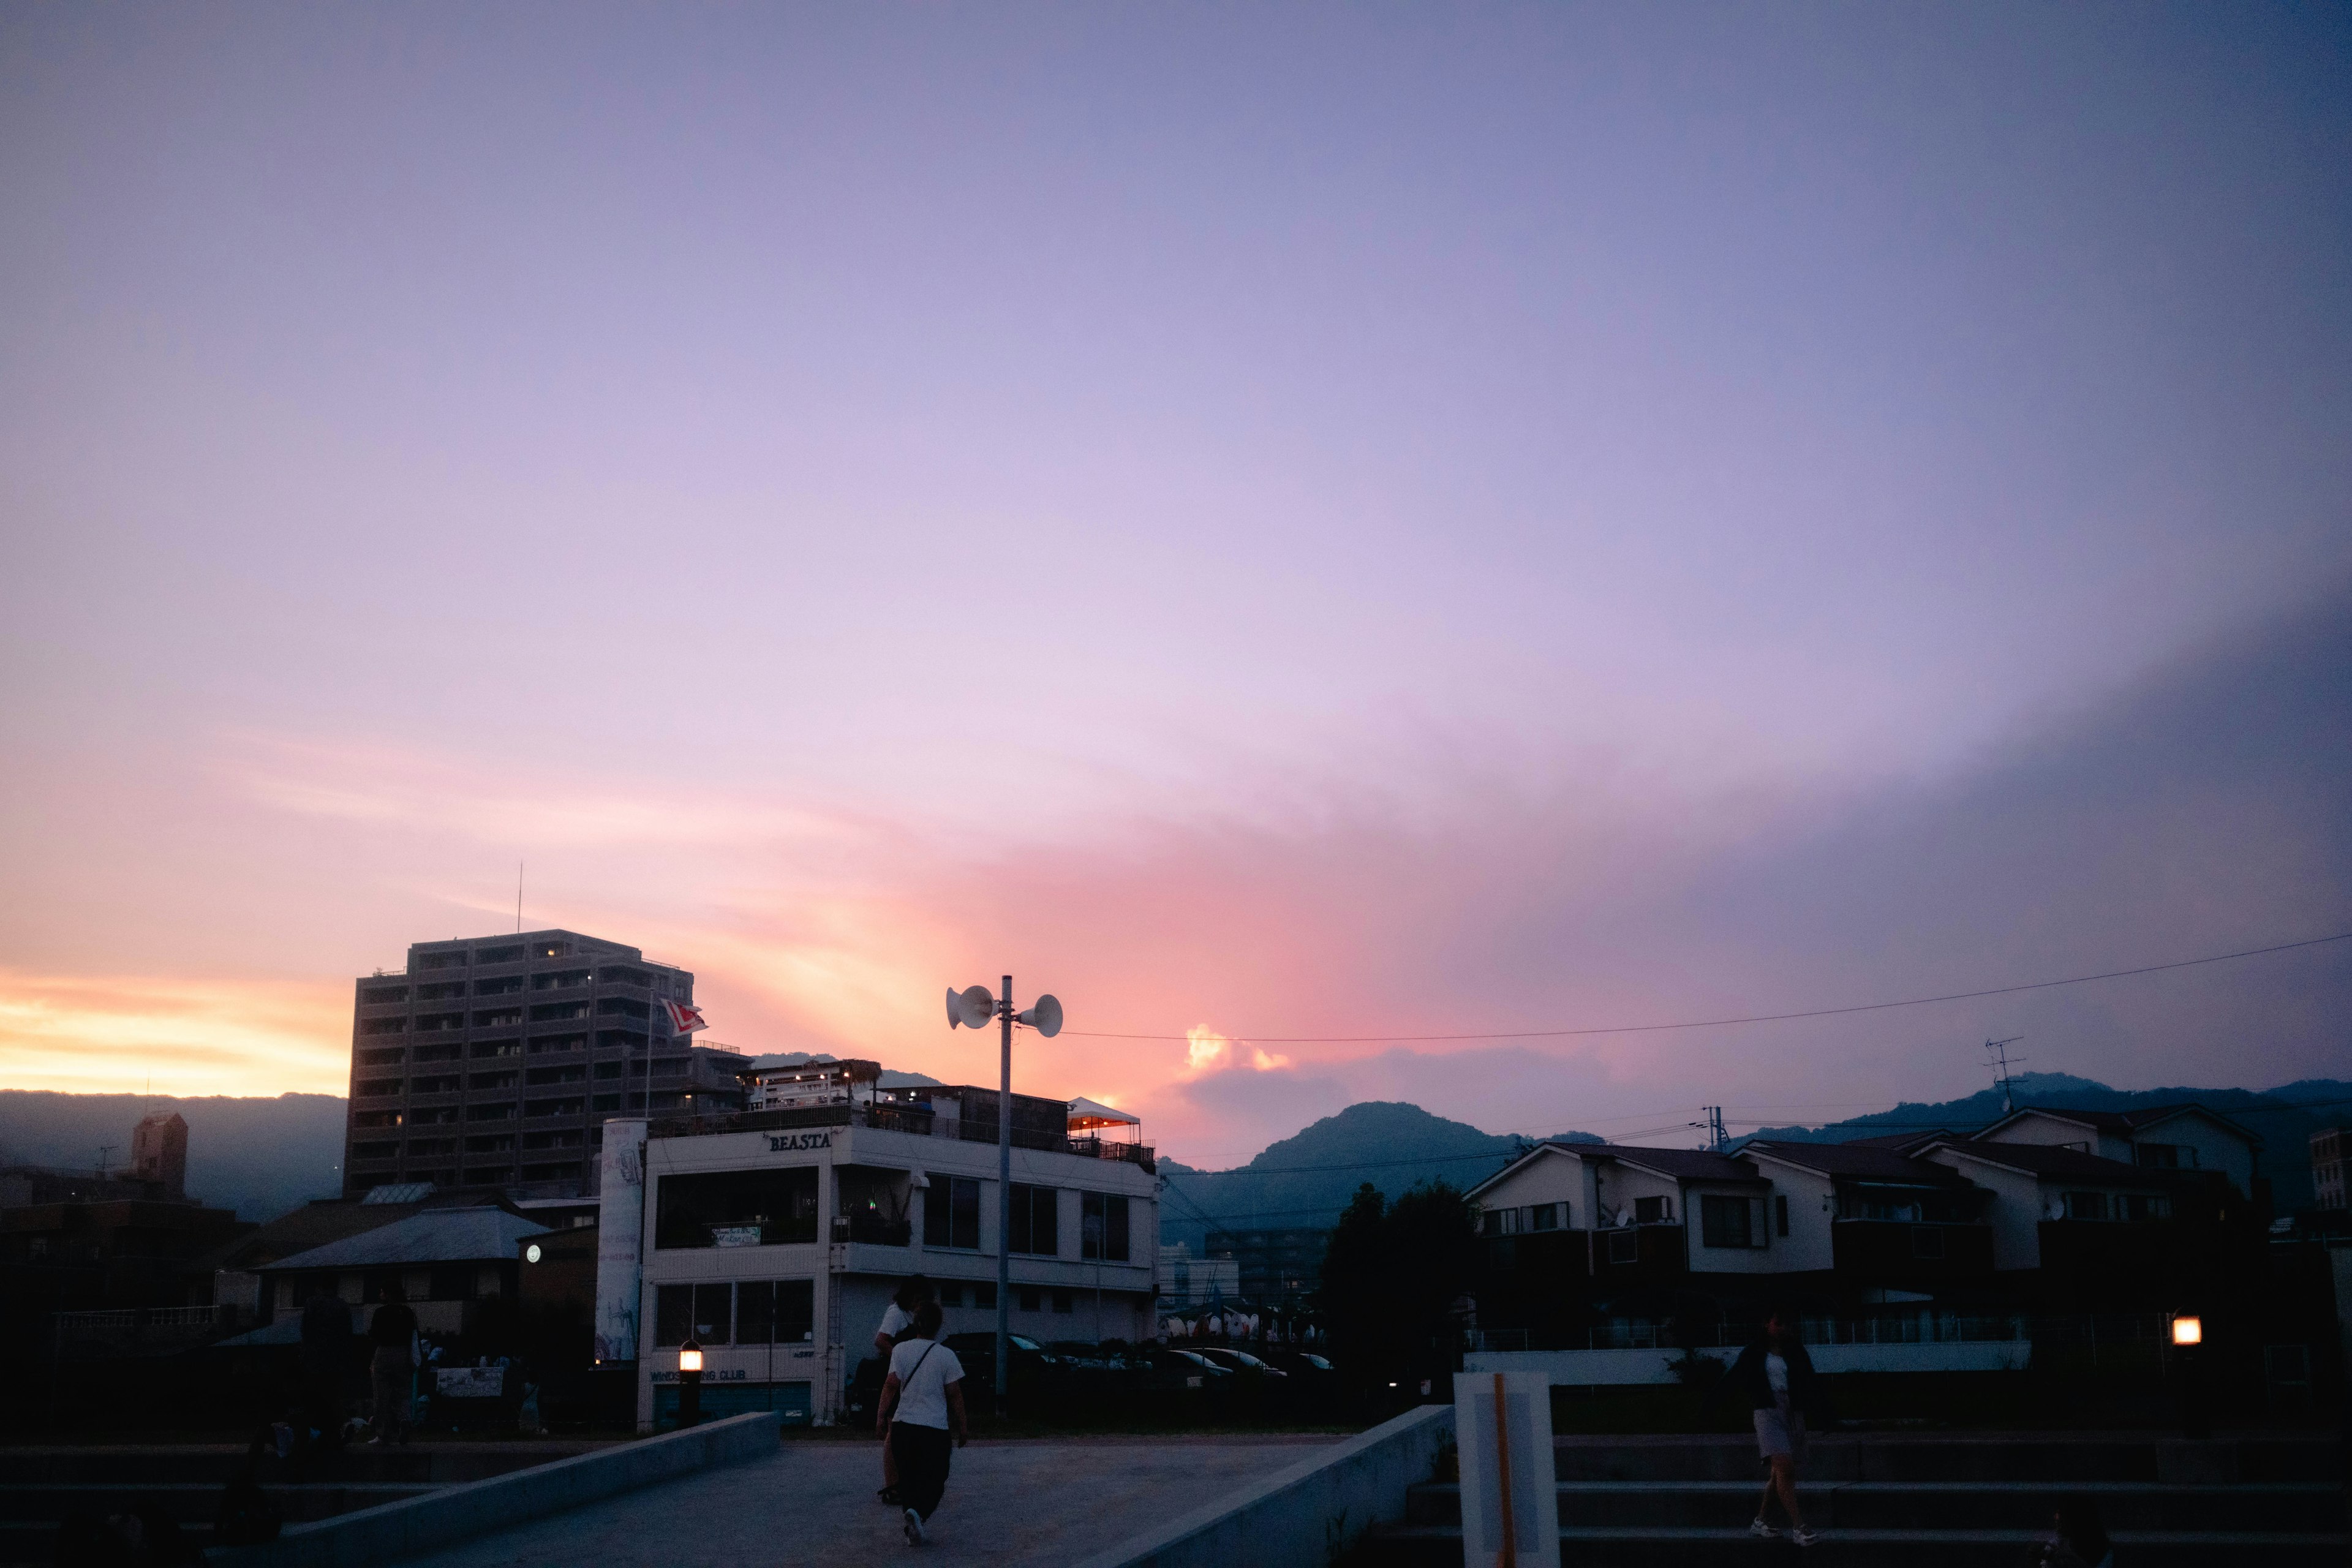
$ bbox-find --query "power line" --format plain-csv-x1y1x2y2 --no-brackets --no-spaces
1069,930,2352,1044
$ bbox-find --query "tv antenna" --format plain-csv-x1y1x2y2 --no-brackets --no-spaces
97,1145,116,1177
1985,1036,2026,1114
944,976,1063,1414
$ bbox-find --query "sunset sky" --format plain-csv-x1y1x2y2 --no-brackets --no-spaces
3,6,2347,1167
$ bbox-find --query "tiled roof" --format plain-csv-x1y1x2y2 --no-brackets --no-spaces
257,1207,549,1272
1597,1146,1768,1183
1934,1142,2189,1185
1841,1130,1953,1155
1745,1142,1973,1185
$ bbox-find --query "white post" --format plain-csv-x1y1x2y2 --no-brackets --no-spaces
1455,1371,1558,1568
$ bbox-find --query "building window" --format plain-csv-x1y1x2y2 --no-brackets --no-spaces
358,1018,408,1036
1912,1226,1945,1259
415,950,469,971
922,1176,982,1250
429,1264,476,1300
974,1281,997,1308
1528,1202,1561,1232
655,1167,820,1250
360,986,409,1005
736,1279,816,1343
469,1040,522,1059
477,944,524,964
1775,1195,1790,1237
2117,1193,2170,1223
1700,1194,1756,1249
2135,1143,2195,1169
1017,1286,1041,1311
1052,1289,1073,1313
1007,1185,1058,1256
1633,1196,1668,1225
2062,1191,2108,1221
1606,1229,1639,1264
475,976,526,997
1081,1193,1130,1261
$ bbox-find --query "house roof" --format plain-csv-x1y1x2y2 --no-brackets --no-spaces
1596,1146,1768,1185
1981,1102,2261,1149
1745,1142,1974,1186
1841,1129,1953,1155
257,1207,550,1273
1931,1140,2190,1185
191,1199,428,1275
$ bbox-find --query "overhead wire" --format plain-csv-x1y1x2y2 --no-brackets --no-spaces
1069,929,2352,1044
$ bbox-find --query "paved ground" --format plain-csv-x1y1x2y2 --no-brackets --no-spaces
399,1433,1341,1567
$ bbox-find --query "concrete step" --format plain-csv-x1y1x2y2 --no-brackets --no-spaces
1355,1523,2352,1567
0,1481,435,1523
1403,1479,2348,1532
1550,1432,2346,1484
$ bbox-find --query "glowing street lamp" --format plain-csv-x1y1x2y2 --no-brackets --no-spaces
678,1337,703,1428
2170,1314,2203,1347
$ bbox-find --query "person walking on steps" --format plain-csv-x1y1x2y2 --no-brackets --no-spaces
874,1276,936,1506
1717,1305,1823,1547
874,1300,967,1547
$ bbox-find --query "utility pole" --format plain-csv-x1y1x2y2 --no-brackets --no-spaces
996,973,1013,1420
1690,1107,1727,1152
1985,1037,2025,1115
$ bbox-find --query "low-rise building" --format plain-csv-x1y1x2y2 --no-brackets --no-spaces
595,1067,1158,1430
1974,1103,2262,1199
1740,1142,1992,1291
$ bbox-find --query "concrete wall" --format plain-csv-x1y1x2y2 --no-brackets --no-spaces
2136,1112,2258,1195
211,1411,779,1568
1467,1338,2032,1386
1749,1163,1836,1273
1069,1404,1455,1568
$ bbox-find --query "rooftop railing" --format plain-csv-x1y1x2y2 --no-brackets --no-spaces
645,1101,1155,1171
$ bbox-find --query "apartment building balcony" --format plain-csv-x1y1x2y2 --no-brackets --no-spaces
1831,1218,1995,1285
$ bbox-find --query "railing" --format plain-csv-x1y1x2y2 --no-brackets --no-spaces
647,1102,1156,1170
54,1305,239,1332
1469,1313,2036,1352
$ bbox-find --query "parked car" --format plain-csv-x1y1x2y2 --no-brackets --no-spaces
1191,1347,1287,1378
940,1331,1063,1398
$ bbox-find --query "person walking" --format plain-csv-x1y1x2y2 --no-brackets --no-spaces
873,1276,935,1506
1717,1305,1823,1547
366,1281,420,1445
297,1280,355,1456
874,1300,967,1547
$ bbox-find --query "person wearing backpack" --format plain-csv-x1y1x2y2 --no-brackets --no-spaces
873,1300,968,1546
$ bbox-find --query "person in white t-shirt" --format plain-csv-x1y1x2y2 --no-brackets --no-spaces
875,1300,967,1545
873,1278,935,1505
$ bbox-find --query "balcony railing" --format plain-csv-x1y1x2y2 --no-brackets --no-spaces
644,1102,1155,1171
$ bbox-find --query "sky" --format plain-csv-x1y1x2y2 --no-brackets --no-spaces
2,4,2347,1167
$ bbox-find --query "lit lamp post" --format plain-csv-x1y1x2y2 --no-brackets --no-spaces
2170,1313,2206,1439
945,976,1063,1418
677,1337,703,1429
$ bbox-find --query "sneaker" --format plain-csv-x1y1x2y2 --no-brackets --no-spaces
1790,1528,1821,1546
903,1507,925,1545
1749,1518,1782,1538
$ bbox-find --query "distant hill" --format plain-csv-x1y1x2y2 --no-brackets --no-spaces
1738,1072,2352,1212
1157,1101,1603,1253
0,1091,347,1221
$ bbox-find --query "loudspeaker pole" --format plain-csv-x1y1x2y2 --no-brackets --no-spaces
997,972,1013,1419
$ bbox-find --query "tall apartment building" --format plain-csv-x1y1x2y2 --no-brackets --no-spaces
2314,1127,2348,1212
344,930,745,1199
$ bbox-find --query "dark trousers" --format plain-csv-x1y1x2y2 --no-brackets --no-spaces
889,1423,954,1520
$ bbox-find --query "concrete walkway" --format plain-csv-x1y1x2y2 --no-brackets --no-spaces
396,1434,1341,1567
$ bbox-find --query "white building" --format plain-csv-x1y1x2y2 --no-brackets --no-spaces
1468,1144,1781,1278
1972,1104,2261,1198
595,1068,1158,1430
